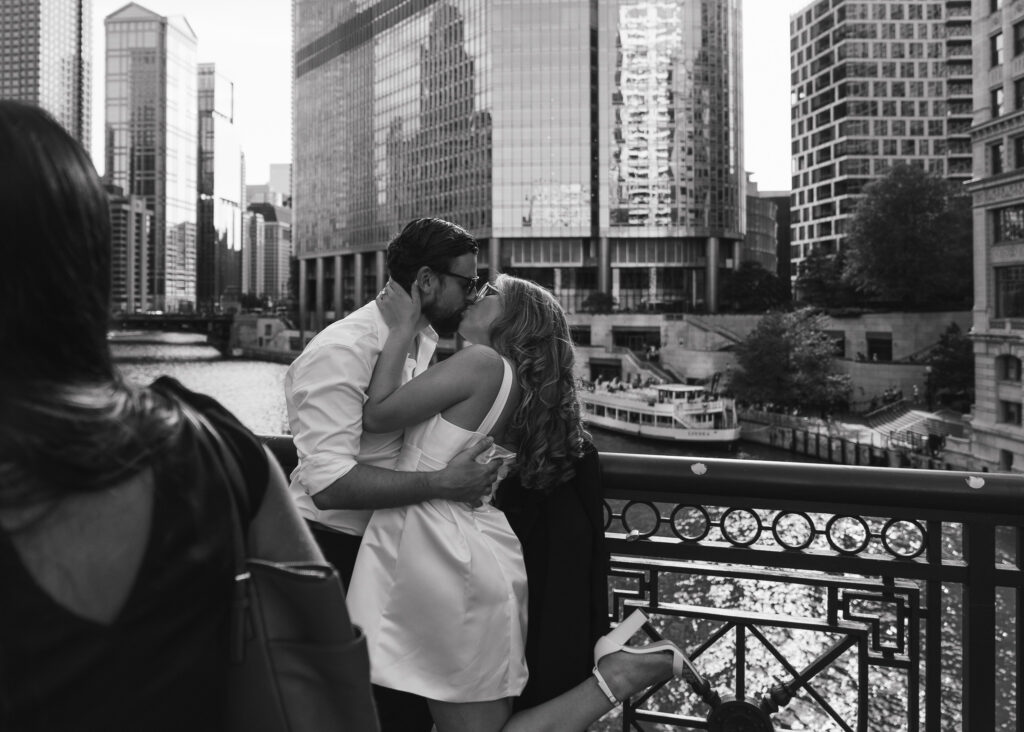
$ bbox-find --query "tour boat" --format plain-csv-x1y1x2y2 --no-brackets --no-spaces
579,383,741,443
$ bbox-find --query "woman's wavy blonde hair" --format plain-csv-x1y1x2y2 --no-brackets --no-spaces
487,275,590,492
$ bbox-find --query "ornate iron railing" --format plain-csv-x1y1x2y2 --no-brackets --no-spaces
257,437,1023,731
599,452,1024,731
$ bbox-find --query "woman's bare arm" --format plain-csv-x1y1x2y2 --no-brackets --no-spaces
247,444,325,563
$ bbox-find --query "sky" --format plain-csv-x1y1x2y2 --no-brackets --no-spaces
89,0,812,192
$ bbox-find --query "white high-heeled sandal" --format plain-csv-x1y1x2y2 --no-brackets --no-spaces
591,609,690,705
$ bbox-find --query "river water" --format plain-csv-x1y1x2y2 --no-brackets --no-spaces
110,331,811,463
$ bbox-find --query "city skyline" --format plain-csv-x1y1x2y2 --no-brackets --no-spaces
89,0,291,185
86,0,809,192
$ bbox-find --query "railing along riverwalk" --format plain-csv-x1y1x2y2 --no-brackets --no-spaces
258,437,1024,731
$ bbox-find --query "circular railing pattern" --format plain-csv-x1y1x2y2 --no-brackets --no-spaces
771,511,816,551
606,500,928,559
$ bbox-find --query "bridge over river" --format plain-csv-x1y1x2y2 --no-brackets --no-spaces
109,313,235,356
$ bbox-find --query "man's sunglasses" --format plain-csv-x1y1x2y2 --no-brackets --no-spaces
437,270,479,296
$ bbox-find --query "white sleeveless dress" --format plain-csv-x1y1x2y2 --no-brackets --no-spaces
347,357,529,702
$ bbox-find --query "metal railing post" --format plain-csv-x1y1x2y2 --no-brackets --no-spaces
960,521,996,731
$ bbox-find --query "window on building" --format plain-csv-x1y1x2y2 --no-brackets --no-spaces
994,206,1024,242
1016,78,1024,110
825,330,846,357
1016,20,1024,56
993,33,1005,66
1015,137,1024,169
509,267,555,290
992,32,1005,66
993,0,1005,12
569,326,592,347
992,87,1006,117
998,400,1022,426
992,140,1005,174
996,266,1024,317
997,354,1023,381
866,332,893,362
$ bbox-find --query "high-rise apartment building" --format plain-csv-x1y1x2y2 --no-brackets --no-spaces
968,0,1024,474
242,207,265,298
0,0,92,146
292,0,744,329
197,63,243,312
788,0,973,286
104,3,198,312
745,177,780,275
106,183,152,313
246,202,292,302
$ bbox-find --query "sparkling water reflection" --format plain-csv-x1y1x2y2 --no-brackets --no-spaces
112,332,292,435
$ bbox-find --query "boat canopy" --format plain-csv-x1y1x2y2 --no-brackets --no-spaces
656,385,707,401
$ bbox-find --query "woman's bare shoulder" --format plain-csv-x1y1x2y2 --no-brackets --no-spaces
446,343,504,368
437,344,505,390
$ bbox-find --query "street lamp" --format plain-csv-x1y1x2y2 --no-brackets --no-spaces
924,365,934,411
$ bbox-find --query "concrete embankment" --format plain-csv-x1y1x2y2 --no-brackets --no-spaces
237,347,299,364
740,411,953,470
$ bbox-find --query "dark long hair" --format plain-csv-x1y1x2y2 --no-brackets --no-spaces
0,101,178,510
487,275,590,492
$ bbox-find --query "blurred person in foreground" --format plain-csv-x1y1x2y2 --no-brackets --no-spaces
0,100,374,731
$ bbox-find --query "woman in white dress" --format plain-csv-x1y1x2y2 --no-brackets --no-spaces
348,274,692,732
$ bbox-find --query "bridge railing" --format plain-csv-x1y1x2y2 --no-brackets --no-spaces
258,437,1024,731
601,453,1023,731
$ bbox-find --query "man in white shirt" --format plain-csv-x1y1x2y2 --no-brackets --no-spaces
284,218,499,731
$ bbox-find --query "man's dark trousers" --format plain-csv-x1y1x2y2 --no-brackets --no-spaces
307,522,434,732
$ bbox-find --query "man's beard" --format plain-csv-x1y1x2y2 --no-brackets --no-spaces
424,302,464,336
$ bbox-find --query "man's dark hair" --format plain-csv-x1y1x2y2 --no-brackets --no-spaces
386,218,478,290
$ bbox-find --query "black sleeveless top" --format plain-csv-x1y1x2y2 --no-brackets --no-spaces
0,378,269,732
495,442,610,711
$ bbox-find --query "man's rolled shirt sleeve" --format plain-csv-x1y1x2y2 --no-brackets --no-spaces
286,335,381,534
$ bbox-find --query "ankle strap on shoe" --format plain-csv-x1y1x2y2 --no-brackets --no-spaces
592,665,619,706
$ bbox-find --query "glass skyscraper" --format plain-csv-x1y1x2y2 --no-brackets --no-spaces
104,3,198,312
292,0,743,329
197,63,243,312
0,0,92,146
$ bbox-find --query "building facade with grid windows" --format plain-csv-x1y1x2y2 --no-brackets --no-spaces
104,3,198,312
245,202,293,303
0,0,92,146
967,0,1024,473
292,0,744,330
788,0,973,290
106,183,152,313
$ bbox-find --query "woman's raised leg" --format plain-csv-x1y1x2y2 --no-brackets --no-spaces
428,698,513,732
428,647,676,732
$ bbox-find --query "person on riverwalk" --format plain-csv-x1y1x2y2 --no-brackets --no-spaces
347,275,695,731
0,100,377,731
284,217,501,732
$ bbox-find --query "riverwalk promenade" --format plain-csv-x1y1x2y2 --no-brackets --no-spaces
740,404,968,471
